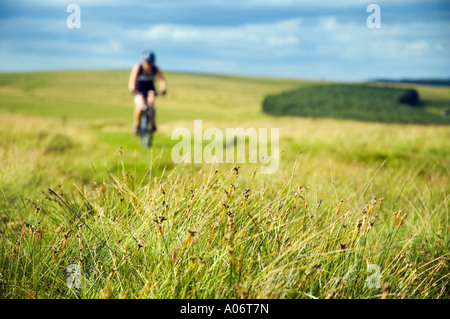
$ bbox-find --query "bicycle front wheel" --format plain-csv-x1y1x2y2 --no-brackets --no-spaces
139,107,154,148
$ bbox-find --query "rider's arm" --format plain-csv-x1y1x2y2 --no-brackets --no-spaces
128,64,140,93
156,68,167,94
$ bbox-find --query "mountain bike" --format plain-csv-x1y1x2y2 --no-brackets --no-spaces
135,90,166,148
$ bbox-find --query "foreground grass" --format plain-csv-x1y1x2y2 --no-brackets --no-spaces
1,158,448,298
0,71,449,298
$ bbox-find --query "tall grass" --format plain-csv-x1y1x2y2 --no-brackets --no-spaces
1,153,448,299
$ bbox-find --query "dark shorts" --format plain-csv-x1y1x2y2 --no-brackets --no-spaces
136,81,155,98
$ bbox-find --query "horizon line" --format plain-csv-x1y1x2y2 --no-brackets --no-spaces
1,67,449,85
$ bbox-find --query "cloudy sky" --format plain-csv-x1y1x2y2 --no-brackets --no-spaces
0,0,449,81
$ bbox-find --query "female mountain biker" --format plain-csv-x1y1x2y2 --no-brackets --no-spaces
128,51,167,134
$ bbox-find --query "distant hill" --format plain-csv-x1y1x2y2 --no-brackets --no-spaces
371,78,450,87
262,83,450,124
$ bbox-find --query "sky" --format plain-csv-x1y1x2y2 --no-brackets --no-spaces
0,0,449,81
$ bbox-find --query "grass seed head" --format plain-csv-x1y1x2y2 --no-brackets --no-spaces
393,210,401,223
336,199,344,214
397,213,407,229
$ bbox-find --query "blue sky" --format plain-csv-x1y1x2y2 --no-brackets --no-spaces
0,0,449,81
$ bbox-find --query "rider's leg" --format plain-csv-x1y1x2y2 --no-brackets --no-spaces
146,90,157,131
134,93,146,133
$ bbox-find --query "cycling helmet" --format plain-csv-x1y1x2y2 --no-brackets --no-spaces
143,51,155,63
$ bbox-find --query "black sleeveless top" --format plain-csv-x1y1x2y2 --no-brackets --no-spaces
135,64,157,93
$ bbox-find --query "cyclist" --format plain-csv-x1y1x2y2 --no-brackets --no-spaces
128,51,167,134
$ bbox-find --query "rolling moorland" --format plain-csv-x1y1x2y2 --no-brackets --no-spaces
0,70,448,298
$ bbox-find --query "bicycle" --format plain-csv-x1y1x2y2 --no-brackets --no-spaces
137,90,165,148
138,100,156,148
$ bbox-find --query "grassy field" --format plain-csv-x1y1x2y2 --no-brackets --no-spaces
0,70,448,299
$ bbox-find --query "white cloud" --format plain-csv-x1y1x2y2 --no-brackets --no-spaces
131,19,302,48
128,17,450,62
405,41,430,52
91,40,123,54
